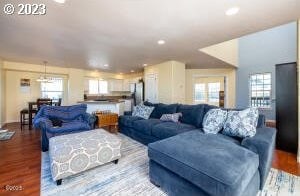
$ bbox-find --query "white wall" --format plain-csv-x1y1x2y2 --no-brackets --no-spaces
4,70,68,123
200,39,239,67
2,61,140,123
0,59,5,127
144,61,186,104
185,68,236,108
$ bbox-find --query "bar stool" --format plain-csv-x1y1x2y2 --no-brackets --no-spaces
20,109,29,130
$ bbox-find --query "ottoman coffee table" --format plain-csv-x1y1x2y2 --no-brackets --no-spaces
49,129,122,185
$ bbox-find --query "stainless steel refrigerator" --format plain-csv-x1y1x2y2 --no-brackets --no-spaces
131,82,144,106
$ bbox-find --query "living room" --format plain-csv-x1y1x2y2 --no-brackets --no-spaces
0,0,300,196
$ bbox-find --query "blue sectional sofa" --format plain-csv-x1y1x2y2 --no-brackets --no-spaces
118,102,276,196
34,104,95,152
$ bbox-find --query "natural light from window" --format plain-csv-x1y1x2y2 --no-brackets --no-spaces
88,79,108,94
250,73,271,108
208,83,220,103
194,83,206,102
41,78,63,99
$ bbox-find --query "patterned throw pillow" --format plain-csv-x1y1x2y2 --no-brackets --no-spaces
202,109,227,134
132,104,154,119
223,108,259,138
160,113,182,123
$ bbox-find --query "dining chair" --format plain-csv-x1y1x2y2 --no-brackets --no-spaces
37,98,52,110
56,98,62,106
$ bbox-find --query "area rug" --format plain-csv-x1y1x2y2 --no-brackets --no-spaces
41,134,300,196
0,130,15,141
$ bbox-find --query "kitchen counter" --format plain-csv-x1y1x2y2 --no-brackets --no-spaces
79,100,124,104
79,101,125,115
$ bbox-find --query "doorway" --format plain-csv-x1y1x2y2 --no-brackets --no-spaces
145,73,158,103
193,76,225,107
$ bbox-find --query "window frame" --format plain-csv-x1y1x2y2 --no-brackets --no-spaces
208,82,221,103
249,72,272,109
194,83,206,102
40,77,64,100
88,79,108,95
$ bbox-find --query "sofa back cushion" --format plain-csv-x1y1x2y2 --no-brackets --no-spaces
177,104,206,128
144,102,178,119
41,104,87,122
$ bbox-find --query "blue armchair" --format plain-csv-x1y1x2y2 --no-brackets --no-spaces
33,104,96,151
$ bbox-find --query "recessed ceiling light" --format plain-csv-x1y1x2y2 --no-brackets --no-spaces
225,7,240,16
130,70,135,73
53,0,66,4
119,72,123,75
157,40,165,45
143,64,148,67
103,64,109,67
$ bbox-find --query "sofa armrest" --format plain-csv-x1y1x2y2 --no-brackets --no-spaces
33,117,53,152
124,111,132,116
241,127,276,189
33,117,53,130
83,113,96,129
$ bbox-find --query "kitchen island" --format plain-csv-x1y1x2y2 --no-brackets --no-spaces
79,101,125,116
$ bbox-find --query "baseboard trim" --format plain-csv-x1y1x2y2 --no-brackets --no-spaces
0,122,7,128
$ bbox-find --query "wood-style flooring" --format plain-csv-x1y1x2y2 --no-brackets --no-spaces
0,123,299,196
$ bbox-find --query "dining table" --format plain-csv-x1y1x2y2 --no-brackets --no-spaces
28,100,59,130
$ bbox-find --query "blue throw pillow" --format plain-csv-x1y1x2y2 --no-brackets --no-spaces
222,108,259,138
202,109,227,134
132,104,154,119
160,113,182,123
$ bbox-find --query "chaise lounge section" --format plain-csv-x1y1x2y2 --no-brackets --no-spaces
118,102,276,196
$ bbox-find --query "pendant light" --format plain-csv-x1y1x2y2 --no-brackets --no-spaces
36,61,53,83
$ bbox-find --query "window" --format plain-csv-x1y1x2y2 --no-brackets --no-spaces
41,78,63,99
88,79,108,94
194,83,206,102
250,73,271,108
194,82,221,103
208,83,220,102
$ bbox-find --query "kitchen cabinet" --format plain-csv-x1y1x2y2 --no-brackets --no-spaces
123,79,130,91
119,99,133,111
109,79,123,92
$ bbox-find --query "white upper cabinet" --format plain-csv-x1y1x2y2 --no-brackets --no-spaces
123,79,131,91
109,79,123,92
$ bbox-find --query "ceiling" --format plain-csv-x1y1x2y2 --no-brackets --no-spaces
0,0,299,73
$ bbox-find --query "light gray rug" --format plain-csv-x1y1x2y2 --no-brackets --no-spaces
0,131,15,141
41,134,300,196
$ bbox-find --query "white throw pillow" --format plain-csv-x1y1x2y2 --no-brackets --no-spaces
202,109,227,134
132,104,154,119
223,108,259,138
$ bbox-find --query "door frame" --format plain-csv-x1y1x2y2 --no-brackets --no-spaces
145,73,158,103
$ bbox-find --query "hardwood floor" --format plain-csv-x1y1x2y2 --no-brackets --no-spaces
0,123,300,196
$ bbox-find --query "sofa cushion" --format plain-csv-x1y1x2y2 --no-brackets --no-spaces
152,122,195,139
132,119,164,135
42,104,87,122
177,104,206,128
150,103,179,119
48,121,90,134
118,115,143,128
148,131,259,196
